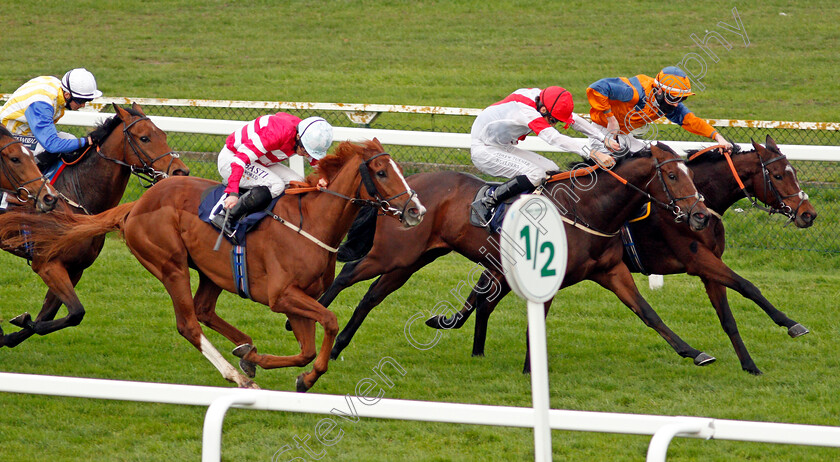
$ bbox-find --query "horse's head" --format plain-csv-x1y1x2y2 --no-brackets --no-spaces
325,138,425,227
0,127,57,212
648,143,709,231
355,138,426,227
749,135,816,228
91,103,190,184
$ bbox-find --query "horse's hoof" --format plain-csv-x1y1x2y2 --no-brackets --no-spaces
471,351,485,358
9,312,31,328
746,367,763,376
788,323,810,338
693,353,716,366
240,378,261,389
239,359,257,378
295,373,310,393
285,319,293,331
232,343,254,358
329,349,340,360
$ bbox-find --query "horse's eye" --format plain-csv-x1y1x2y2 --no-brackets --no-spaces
668,172,677,180
140,136,151,143
10,156,21,164
773,174,783,180
376,170,387,178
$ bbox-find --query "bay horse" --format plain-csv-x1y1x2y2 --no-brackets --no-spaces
3,139,426,391
0,125,58,212
433,135,817,375
316,143,714,368
0,103,189,348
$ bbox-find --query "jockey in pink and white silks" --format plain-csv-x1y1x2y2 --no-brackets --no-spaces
470,86,619,224
213,113,333,231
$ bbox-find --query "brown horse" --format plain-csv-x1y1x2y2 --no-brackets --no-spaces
435,136,817,375
0,125,58,212
0,103,189,347
3,139,426,391
316,143,714,369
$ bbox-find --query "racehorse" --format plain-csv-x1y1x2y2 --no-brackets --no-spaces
0,125,58,212
0,103,189,348
316,142,714,368
3,139,426,391
433,136,817,375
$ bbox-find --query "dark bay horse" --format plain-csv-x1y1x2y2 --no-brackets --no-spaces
435,136,817,374
0,103,189,347
316,143,713,367
0,125,58,212
3,139,426,391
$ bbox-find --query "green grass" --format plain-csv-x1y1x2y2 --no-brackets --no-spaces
1,240,839,461
2,1,840,460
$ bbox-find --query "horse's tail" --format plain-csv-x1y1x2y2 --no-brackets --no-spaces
336,206,378,262
0,202,136,261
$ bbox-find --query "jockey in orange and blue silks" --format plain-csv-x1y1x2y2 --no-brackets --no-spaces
585,66,732,155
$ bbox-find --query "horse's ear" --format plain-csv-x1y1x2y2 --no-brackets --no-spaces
765,134,779,151
113,103,130,122
371,137,383,149
751,138,763,151
131,102,146,116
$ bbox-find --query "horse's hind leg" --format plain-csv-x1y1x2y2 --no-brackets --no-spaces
684,251,806,336
127,239,256,389
702,279,761,375
3,262,87,345
589,263,714,366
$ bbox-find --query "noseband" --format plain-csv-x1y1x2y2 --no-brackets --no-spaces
0,139,51,205
651,157,705,223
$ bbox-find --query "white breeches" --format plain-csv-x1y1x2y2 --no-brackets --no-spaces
217,147,304,197
470,143,559,186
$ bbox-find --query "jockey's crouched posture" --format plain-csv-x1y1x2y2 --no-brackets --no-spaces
213,113,334,234
470,86,619,225
0,68,102,170
585,66,732,155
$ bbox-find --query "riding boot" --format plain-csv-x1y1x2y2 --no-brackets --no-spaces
471,175,535,225
212,186,273,236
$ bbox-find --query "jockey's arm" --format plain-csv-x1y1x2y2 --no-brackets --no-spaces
570,114,620,151
669,105,733,150
25,102,88,153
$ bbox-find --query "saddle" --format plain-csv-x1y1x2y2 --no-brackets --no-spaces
468,182,518,234
198,185,281,246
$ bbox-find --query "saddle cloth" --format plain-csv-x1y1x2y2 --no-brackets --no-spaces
198,184,281,246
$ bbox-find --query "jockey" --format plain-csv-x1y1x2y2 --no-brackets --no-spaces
0,68,102,170
470,86,619,224
586,66,733,155
213,113,334,231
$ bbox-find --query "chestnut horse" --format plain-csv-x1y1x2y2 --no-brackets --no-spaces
435,136,817,374
4,139,426,391
0,125,58,212
0,103,189,347
316,143,714,368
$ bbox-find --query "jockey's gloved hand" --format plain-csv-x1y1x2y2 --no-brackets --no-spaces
88,131,105,147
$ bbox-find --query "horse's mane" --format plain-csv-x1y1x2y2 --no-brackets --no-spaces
685,144,746,165
305,140,379,185
0,125,14,138
86,106,144,146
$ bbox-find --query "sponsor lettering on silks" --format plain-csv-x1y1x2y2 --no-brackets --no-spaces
12,135,37,151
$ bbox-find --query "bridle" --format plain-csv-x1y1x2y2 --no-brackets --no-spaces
94,116,180,188
0,138,51,205
688,144,804,222
317,152,418,222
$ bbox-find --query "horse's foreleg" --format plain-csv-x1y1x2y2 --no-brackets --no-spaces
260,287,338,392
702,279,762,375
684,252,806,336
2,288,65,348
332,259,431,360
589,264,714,366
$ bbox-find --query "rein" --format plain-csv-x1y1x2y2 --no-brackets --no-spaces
266,151,417,253
546,154,704,227
94,116,179,188
0,139,51,205
688,144,802,221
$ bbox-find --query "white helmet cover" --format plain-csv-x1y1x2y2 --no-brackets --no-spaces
61,68,103,99
297,116,333,160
